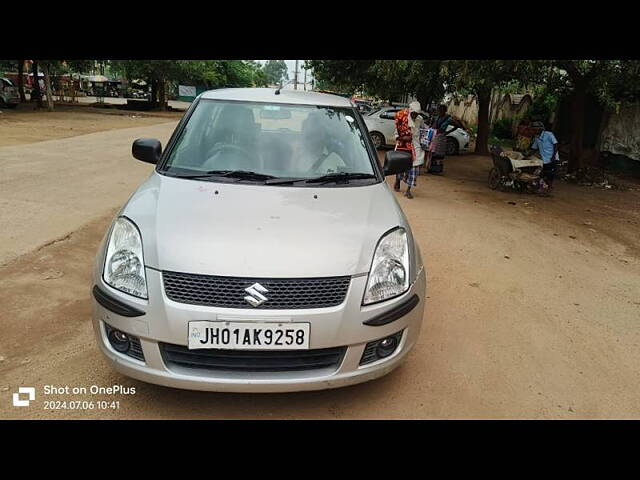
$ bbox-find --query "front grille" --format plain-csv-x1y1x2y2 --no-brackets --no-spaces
127,337,145,362
160,343,346,373
163,271,351,309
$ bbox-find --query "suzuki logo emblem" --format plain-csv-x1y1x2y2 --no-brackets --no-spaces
244,283,269,307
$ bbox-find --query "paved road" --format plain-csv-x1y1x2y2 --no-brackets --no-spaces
0,121,177,266
1,126,639,419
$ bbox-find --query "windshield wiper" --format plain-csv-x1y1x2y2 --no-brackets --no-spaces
167,170,276,181
304,172,377,185
264,177,310,185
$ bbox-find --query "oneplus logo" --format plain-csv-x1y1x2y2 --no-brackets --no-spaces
13,387,36,407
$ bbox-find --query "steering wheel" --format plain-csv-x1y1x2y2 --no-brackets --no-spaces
205,143,253,170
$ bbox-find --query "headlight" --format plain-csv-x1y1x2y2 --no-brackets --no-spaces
363,228,409,305
103,217,147,299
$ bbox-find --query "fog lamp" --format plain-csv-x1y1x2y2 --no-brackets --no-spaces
108,329,130,353
376,336,398,358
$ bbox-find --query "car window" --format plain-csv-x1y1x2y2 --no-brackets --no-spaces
163,99,377,181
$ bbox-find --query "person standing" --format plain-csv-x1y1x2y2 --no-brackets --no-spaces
393,101,424,199
529,120,559,192
515,116,535,152
429,104,463,174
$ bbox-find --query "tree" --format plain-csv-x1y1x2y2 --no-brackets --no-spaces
442,60,547,155
41,62,54,111
306,60,445,105
306,59,373,95
17,60,26,102
553,60,640,171
109,60,269,109
262,60,288,86
31,60,43,108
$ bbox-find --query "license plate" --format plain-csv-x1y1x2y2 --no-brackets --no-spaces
188,321,310,350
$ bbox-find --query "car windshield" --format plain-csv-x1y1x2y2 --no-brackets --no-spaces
161,99,378,184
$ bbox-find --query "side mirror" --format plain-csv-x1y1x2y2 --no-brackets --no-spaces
383,150,412,176
132,138,162,164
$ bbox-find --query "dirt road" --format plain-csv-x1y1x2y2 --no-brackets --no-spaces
0,121,176,266
1,126,639,419
0,105,182,148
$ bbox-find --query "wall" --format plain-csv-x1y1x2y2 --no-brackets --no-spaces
601,102,640,162
447,92,533,131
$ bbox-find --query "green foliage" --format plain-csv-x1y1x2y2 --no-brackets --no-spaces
305,60,444,104
528,88,557,123
554,60,640,111
108,60,267,88
492,118,513,139
262,60,288,86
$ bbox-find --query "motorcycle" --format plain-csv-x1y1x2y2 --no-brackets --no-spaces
488,145,546,194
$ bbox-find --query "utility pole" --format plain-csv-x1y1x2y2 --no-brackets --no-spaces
294,60,299,90
303,65,307,91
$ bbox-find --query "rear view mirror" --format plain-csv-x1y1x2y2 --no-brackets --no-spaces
132,138,162,164
383,151,412,176
260,107,292,120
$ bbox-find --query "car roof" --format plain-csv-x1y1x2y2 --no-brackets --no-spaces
200,88,353,108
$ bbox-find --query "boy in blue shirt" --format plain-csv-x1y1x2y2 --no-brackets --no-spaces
529,121,559,191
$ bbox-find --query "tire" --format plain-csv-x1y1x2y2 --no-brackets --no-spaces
370,132,385,150
446,136,459,156
488,167,500,190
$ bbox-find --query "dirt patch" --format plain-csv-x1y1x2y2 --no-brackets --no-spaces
1,150,640,419
0,104,183,147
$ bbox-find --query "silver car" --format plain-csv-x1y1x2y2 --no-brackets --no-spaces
92,88,426,392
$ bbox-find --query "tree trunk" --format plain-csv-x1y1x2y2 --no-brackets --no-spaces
17,60,27,102
568,81,586,172
158,78,167,111
150,78,158,108
31,61,42,108
475,87,492,155
42,62,54,111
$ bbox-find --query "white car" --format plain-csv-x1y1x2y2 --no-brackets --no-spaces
364,106,470,155
0,77,20,108
91,88,426,392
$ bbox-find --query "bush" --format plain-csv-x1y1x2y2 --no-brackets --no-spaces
492,118,513,139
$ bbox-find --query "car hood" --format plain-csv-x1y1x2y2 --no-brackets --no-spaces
121,173,409,278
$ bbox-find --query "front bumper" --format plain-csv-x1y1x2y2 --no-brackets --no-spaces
91,268,426,393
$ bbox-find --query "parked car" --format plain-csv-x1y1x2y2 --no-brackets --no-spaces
0,77,20,108
355,101,375,115
92,88,427,392
364,106,470,155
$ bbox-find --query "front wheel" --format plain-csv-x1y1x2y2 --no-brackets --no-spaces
488,167,500,190
446,137,459,156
